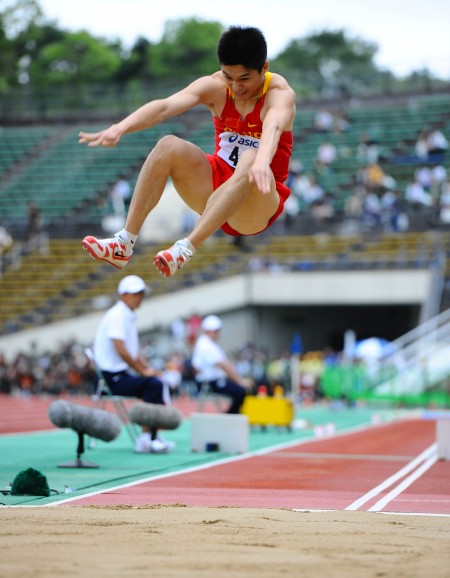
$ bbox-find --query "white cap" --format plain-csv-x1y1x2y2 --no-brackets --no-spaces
201,315,222,331
117,275,148,295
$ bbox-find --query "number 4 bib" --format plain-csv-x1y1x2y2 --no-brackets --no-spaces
217,131,261,168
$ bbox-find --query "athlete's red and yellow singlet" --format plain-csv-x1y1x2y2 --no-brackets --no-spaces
206,72,293,236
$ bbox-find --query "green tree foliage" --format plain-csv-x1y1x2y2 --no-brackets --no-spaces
150,18,224,79
14,23,68,86
31,30,122,86
0,1,446,103
114,36,154,83
0,0,45,88
272,29,386,97
0,0,43,37
0,12,14,89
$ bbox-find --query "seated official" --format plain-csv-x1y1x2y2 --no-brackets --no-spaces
192,315,252,414
93,275,174,454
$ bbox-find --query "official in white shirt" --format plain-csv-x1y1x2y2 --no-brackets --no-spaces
93,275,174,454
192,315,252,413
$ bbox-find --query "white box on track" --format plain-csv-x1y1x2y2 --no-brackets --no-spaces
190,413,249,454
437,418,450,460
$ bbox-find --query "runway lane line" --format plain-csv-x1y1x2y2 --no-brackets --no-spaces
345,443,437,511
368,451,438,512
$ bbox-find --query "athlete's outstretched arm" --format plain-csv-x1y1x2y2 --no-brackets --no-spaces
78,76,219,148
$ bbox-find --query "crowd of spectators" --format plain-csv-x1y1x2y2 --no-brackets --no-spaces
0,342,96,396
283,109,449,234
0,334,343,404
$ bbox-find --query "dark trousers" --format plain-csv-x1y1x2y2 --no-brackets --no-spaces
102,370,164,405
196,378,246,414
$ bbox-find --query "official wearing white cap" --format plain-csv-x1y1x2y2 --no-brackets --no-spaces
93,275,174,454
201,314,223,331
117,274,148,295
192,315,252,414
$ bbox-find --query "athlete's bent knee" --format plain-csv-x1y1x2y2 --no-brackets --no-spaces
155,134,183,150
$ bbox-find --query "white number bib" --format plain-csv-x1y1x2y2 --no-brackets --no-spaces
217,131,261,168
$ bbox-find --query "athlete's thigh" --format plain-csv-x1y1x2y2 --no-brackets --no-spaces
169,139,214,213
227,152,280,234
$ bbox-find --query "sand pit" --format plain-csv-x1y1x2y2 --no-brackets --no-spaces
0,505,449,577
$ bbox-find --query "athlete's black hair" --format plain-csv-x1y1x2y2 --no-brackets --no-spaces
217,26,267,72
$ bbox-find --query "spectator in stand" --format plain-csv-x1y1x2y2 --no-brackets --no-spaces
282,192,301,230
415,166,432,191
357,133,380,165
362,191,382,229
357,163,396,193
314,109,334,132
344,187,365,223
333,112,351,133
405,178,433,208
0,226,13,259
285,157,303,189
438,180,450,224
26,202,43,248
431,164,448,198
109,176,131,216
357,163,383,191
381,190,409,232
290,168,312,201
301,175,325,206
0,353,12,394
310,193,336,226
427,129,448,158
414,130,430,161
315,140,337,172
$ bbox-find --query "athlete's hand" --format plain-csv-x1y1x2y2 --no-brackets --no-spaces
78,124,122,147
248,158,273,194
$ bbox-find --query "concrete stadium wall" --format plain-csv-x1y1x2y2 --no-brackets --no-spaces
0,268,433,361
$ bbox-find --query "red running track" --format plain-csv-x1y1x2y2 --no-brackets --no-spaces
1,395,449,515
0,393,209,434
71,419,450,515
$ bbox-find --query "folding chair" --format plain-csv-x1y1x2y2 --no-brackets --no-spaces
85,348,139,445
195,381,225,413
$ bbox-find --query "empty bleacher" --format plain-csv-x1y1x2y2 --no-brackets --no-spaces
0,126,56,178
0,122,188,223
0,236,244,334
1,230,448,335
252,230,447,270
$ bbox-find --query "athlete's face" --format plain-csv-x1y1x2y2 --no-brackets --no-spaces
221,63,268,101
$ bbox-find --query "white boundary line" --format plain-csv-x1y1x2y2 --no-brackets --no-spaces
345,443,437,511
377,511,450,518
292,509,450,518
368,453,438,512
